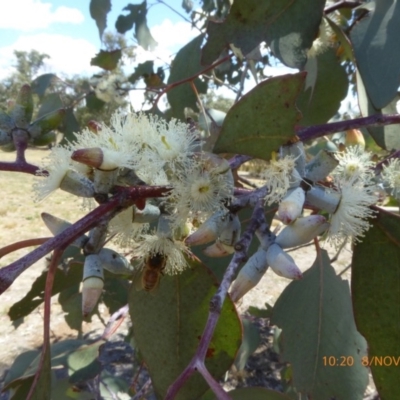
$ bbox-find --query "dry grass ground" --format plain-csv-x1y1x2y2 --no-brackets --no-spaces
0,149,361,393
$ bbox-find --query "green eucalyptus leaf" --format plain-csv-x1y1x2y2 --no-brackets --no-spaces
67,340,105,384
37,93,63,119
350,1,400,109
271,249,368,399
58,284,83,332
128,60,154,84
90,0,111,40
297,48,348,126
352,208,400,400
357,70,400,151
31,73,59,98
8,259,82,322
115,1,157,50
90,49,122,71
129,256,242,400
86,92,105,111
201,0,325,69
234,318,260,371
213,73,305,160
167,34,207,120
59,108,80,145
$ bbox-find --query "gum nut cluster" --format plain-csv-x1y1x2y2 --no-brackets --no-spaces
33,110,235,276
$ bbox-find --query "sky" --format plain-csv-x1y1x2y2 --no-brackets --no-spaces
0,0,199,80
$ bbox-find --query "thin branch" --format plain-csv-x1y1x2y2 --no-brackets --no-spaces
152,53,233,108
296,114,400,143
0,185,170,295
228,154,252,169
165,202,264,400
196,362,231,400
26,246,66,400
0,237,51,259
0,160,41,174
101,304,129,340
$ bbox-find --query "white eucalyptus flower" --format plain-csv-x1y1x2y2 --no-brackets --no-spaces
33,146,91,201
134,233,190,275
262,155,299,205
332,146,374,183
327,177,378,246
168,160,233,225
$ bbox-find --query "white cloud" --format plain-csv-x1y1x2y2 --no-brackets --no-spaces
132,19,199,66
0,0,84,31
0,34,100,80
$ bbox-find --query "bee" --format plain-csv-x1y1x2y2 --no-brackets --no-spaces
134,253,167,293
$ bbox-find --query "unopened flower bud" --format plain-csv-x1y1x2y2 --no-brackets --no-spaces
265,244,302,279
230,249,268,302
82,254,104,317
10,84,33,128
133,203,161,224
275,215,330,248
60,169,95,198
98,248,133,275
117,168,145,186
87,120,101,133
219,213,241,246
277,187,305,224
29,108,66,138
345,129,365,150
305,150,339,183
93,169,118,196
306,186,341,214
203,239,234,257
71,147,121,171
185,210,230,246
41,212,88,247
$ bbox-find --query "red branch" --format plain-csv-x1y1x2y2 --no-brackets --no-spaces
26,246,65,400
0,185,170,295
165,203,265,400
296,114,400,143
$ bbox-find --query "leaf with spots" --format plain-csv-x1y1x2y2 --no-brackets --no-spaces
129,256,241,400
213,73,305,160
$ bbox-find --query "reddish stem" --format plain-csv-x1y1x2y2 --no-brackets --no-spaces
0,237,51,258
165,203,264,400
0,160,41,175
26,246,65,400
296,114,400,143
0,185,170,295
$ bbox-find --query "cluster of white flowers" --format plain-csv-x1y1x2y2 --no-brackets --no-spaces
34,111,233,275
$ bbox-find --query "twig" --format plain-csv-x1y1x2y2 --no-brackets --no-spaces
164,202,264,400
338,263,352,277
26,246,66,400
0,160,41,174
296,114,400,143
0,185,170,295
101,304,129,340
228,154,252,169
152,53,233,108
0,237,51,259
